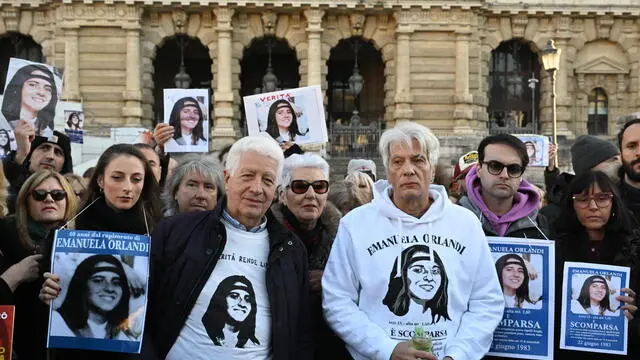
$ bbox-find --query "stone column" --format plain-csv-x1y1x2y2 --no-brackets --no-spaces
122,26,143,126
211,7,236,150
393,11,414,124
304,9,324,87
453,31,474,134
554,38,573,138
62,27,81,101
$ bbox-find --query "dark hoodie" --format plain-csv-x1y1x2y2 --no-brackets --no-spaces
3,131,73,213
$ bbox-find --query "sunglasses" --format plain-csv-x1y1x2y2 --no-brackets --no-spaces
288,180,329,195
572,192,614,209
31,189,66,202
481,160,525,178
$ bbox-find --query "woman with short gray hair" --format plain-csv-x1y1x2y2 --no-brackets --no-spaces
162,156,224,217
270,153,349,358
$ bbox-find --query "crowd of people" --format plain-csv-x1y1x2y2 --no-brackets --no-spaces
0,116,638,360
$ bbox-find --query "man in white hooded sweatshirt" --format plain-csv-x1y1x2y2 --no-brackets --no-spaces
322,122,504,360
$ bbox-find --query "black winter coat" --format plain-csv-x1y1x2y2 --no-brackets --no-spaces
142,198,313,360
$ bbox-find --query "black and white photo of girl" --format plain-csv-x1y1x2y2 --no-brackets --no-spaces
64,110,84,144
0,58,63,138
163,89,209,153
265,99,308,143
495,253,542,309
382,245,451,324
49,254,147,340
202,275,260,348
570,275,619,316
0,128,16,156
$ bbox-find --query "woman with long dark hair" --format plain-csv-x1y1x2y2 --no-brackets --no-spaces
201,275,260,348
571,275,617,316
265,99,308,143
554,170,639,359
382,245,451,324
66,112,82,131
50,255,132,339
0,64,58,137
0,129,12,157
166,97,207,148
495,253,541,309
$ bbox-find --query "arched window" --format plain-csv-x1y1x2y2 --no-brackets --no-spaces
488,40,540,133
0,32,44,94
588,88,608,135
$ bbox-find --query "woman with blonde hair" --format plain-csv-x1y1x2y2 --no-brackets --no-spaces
344,171,375,203
63,173,88,202
0,170,77,360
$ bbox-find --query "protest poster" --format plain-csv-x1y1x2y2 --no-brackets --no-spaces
486,237,555,360
60,102,84,144
0,306,15,360
163,88,209,153
0,58,64,138
243,85,327,145
47,230,150,354
0,111,17,155
560,262,630,355
515,135,549,167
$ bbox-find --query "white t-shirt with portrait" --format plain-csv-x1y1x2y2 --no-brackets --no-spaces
166,220,272,360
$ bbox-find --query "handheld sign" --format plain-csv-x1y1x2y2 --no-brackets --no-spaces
47,230,150,354
0,306,15,360
163,88,210,153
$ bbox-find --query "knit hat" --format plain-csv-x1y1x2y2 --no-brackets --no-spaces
347,159,376,176
571,135,619,176
452,150,478,180
26,130,73,174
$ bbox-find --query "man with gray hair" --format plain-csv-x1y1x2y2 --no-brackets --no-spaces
323,121,503,360
143,135,312,359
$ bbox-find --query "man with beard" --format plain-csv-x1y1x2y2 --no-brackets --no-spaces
458,134,551,239
541,135,621,219
618,118,640,225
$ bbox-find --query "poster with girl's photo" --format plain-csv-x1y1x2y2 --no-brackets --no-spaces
61,102,84,144
47,230,150,354
487,237,555,360
560,262,630,355
515,135,549,167
243,85,327,145
163,89,209,153
0,58,63,138
0,124,17,157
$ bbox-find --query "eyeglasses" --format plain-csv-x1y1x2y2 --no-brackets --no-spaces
288,180,329,195
481,160,525,178
31,189,66,202
572,192,614,209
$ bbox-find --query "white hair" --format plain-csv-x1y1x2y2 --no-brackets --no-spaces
378,121,440,170
280,153,330,186
225,134,284,182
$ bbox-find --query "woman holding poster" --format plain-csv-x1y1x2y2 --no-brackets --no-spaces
495,253,542,309
0,62,60,137
265,99,308,143
554,170,640,358
41,144,161,358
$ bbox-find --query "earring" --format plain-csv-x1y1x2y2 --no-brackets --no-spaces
99,187,104,194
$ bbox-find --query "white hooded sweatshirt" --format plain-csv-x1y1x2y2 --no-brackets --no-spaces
322,182,504,360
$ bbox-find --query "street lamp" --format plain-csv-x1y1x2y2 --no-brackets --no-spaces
173,36,192,89
527,73,538,131
262,37,278,92
541,39,561,164
348,37,364,123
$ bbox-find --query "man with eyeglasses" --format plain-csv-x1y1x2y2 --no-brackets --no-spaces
458,134,551,240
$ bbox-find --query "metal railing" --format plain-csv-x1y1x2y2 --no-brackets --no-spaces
488,111,539,135
328,113,383,157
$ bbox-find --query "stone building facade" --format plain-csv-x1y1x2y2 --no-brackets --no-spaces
1,0,639,168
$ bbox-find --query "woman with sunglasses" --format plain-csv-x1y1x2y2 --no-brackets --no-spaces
554,170,640,359
0,170,77,360
40,144,161,359
270,153,349,359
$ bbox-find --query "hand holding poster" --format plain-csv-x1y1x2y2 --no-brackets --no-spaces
560,262,630,355
487,237,555,360
515,135,550,167
47,230,150,354
163,89,209,153
0,58,63,139
243,85,327,145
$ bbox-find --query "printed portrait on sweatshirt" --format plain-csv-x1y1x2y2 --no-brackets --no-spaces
494,253,542,310
383,245,451,324
570,275,620,316
202,275,261,348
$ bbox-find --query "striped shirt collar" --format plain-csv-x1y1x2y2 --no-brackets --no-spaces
222,209,267,233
